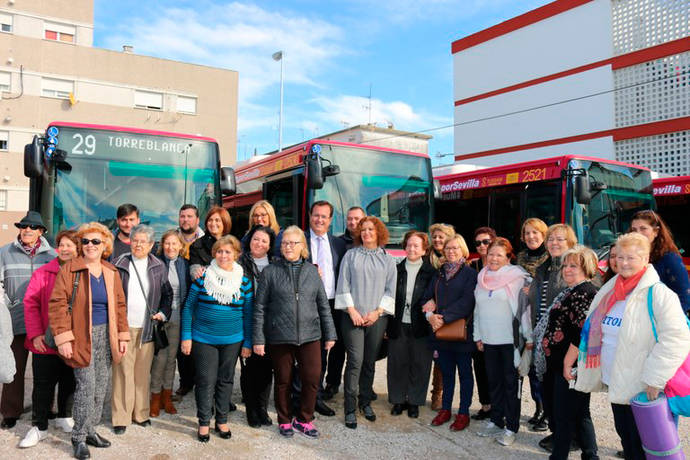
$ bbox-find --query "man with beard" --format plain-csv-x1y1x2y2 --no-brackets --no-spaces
173,204,204,400
110,204,140,261
339,206,366,250
177,204,204,260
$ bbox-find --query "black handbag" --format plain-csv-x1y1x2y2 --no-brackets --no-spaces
131,256,169,355
45,272,80,349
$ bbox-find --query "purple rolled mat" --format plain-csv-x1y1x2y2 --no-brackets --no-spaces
631,392,685,460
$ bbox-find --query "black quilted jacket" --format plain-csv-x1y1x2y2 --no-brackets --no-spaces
253,258,336,346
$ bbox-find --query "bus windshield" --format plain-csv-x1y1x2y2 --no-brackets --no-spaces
569,159,655,251
314,145,433,245
41,126,219,237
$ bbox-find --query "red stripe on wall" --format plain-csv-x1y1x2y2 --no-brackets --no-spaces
451,0,592,54
454,37,690,107
454,117,690,161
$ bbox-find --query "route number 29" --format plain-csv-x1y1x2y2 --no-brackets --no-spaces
72,133,96,155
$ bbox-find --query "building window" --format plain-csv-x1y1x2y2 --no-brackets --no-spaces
0,13,12,33
44,22,76,43
0,72,9,92
41,77,74,99
177,96,197,114
134,90,163,110
0,131,7,151
0,190,6,211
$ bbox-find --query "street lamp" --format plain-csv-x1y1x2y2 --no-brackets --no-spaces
272,50,284,152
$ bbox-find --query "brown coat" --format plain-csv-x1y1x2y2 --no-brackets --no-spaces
48,257,130,368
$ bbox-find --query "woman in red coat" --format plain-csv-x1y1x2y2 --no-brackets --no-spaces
20,230,80,448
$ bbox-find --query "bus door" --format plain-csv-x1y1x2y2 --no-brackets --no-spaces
263,170,305,230
489,186,521,248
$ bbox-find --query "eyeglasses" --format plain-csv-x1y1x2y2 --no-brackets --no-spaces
547,237,567,243
282,241,302,247
81,238,102,246
18,224,42,230
474,239,491,247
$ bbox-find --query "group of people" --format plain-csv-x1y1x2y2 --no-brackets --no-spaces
0,199,688,460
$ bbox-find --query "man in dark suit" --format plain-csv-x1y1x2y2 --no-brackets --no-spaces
292,200,347,416
339,206,366,250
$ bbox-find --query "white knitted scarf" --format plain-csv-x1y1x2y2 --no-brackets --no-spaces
203,259,244,305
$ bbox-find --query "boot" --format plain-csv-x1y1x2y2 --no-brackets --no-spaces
528,401,544,425
431,363,443,411
149,392,161,418
161,389,177,415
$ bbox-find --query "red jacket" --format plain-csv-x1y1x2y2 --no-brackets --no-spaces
23,257,60,355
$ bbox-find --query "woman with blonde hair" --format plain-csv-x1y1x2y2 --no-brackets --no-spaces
533,245,599,459
571,233,690,459
150,230,190,417
244,200,283,257
528,223,578,441
253,226,336,438
422,234,477,432
426,223,456,410
49,222,129,460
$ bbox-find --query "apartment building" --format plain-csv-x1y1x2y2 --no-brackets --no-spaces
0,0,238,243
451,0,689,174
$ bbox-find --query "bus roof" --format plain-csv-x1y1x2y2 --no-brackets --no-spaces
653,176,690,196
48,121,218,143
435,155,651,194
234,139,430,184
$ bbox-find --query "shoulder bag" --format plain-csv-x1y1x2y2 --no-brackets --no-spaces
131,257,169,355
646,284,690,417
45,272,80,349
433,276,470,342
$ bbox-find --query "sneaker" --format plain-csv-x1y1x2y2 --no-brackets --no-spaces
19,427,48,448
476,421,504,437
496,429,516,446
292,419,319,438
54,417,74,433
279,423,294,437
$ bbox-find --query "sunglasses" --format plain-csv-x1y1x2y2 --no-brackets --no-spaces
18,224,42,230
81,238,102,246
474,239,491,247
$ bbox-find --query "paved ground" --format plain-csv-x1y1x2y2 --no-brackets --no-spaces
1,358,687,459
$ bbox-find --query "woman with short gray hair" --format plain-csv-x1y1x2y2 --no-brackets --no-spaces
111,225,173,434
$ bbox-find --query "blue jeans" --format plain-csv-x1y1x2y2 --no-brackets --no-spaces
437,348,474,414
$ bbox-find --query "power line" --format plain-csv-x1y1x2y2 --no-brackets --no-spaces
361,69,690,148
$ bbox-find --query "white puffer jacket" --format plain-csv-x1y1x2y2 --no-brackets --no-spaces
575,265,690,405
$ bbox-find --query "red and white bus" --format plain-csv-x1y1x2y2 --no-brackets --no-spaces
434,155,655,256
653,176,690,268
24,121,232,239
224,140,434,247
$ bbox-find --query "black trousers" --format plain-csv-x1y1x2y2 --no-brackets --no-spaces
192,341,241,426
547,368,598,460
32,353,76,430
177,346,196,390
324,309,346,389
611,403,645,460
240,352,273,414
472,349,491,406
484,344,520,433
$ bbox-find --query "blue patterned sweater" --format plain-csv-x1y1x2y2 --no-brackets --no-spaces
181,274,253,347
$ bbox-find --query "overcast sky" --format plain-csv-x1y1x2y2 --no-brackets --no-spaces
94,0,550,165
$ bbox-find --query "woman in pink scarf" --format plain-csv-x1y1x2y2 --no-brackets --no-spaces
473,238,532,447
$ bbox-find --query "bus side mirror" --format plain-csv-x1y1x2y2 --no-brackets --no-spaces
305,154,324,189
24,136,44,178
574,175,591,205
220,166,236,196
